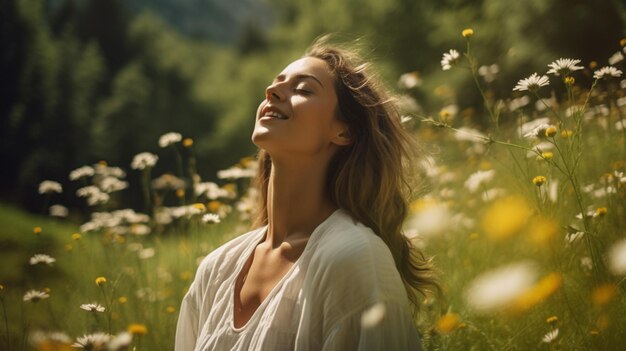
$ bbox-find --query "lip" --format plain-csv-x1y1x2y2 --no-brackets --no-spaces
260,104,289,120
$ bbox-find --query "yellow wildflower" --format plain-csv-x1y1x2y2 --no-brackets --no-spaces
544,126,558,138
208,200,223,212
118,296,128,304
64,244,73,252
594,207,608,218
512,273,562,312
435,313,461,334
43,287,51,293
180,271,193,281
98,160,108,166
128,323,148,335
239,156,255,168
95,277,107,286
71,233,81,241
166,306,177,314
33,227,42,235
564,76,575,86
532,176,547,186
592,284,617,306
620,38,626,47
481,196,532,239
183,138,194,147
589,61,598,69
462,28,474,38
561,129,573,138
540,152,554,160
546,315,558,324
192,203,206,212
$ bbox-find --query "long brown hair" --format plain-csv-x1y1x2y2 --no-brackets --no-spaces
251,36,439,312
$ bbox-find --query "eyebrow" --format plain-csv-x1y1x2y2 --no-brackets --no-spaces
275,73,324,88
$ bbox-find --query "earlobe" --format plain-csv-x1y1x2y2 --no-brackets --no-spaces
333,129,353,146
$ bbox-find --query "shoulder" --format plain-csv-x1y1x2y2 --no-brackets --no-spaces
311,209,395,270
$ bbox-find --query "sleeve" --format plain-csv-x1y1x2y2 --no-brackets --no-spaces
175,280,200,351
322,301,423,351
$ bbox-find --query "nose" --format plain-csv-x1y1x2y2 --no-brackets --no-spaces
265,83,284,102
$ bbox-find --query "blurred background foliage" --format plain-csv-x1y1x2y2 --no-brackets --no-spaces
1,0,625,214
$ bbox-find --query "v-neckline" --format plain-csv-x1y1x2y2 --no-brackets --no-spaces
229,209,341,332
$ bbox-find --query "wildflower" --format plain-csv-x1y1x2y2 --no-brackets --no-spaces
608,238,626,275
361,302,386,328
128,323,148,335
183,138,194,147
561,129,573,138
65,244,73,252
397,72,421,89
159,132,182,147
166,306,176,314
589,61,598,69
621,38,626,47
565,231,585,245
564,76,575,85
547,316,558,324
118,296,128,304
192,203,206,212
608,51,624,65
33,226,42,235
176,188,185,198
69,166,95,181
108,332,133,350
594,207,608,218
29,331,72,349
95,277,107,286
512,273,562,312
593,66,622,80
435,313,461,334
23,290,50,302
72,333,111,349
533,176,547,186
29,254,56,266
38,180,62,194
542,328,559,343
138,248,155,259
513,73,549,92
440,49,460,71
202,213,221,224
545,126,558,137
48,204,69,217
523,123,551,139
76,186,110,206
130,224,151,236
591,284,617,306
546,58,583,76
464,170,495,193
99,176,128,193
481,196,532,239
540,152,554,160
217,166,257,179
72,233,81,240
80,303,105,312
465,261,538,312
152,173,186,191
478,64,499,83
131,152,159,170
462,28,474,38
518,117,550,138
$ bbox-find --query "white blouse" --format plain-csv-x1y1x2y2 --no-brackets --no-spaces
175,209,423,351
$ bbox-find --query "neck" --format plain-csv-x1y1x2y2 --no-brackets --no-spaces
264,156,337,248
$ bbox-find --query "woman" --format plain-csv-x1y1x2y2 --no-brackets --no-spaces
176,37,438,351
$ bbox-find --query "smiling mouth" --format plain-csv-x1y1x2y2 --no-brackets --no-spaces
261,111,288,120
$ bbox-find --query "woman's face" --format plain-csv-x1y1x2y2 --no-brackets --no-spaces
252,57,349,158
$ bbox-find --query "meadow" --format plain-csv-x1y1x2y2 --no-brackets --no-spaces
1,30,626,350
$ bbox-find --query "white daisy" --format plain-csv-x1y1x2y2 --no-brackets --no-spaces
99,177,128,193
131,152,159,170
217,166,257,179
80,303,105,312
202,213,221,224
72,333,111,349
23,290,50,302
69,166,95,181
158,132,182,148
464,170,496,193
593,66,623,80
49,204,69,217
29,254,56,266
542,328,559,343
397,72,421,89
608,51,624,65
441,49,460,71
608,238,626,275
546,58,583,76
513,73,550,92
38,180,62,195
465,261,538,312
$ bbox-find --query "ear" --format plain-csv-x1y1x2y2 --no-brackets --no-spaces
331,127,353,146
